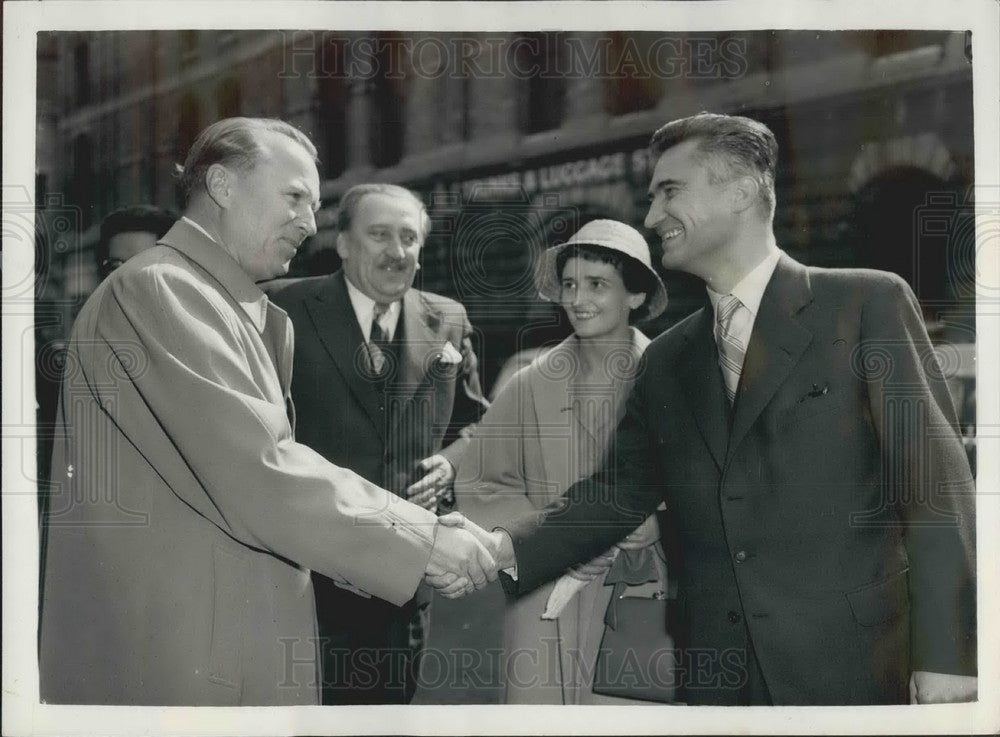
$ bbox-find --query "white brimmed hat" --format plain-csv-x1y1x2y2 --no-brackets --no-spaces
536,219,668,319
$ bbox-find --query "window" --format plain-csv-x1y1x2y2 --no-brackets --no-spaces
869,30,948,58
216,77,242,118
177,92,201,161
517,33,566,134
71,133,94,227
181,29,199,68
74,40,91,107
317,35,347,178
602,33,661,116
369,32,405,168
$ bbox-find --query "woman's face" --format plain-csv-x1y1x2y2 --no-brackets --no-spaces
559,256,644,340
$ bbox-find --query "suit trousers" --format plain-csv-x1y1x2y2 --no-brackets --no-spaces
313,573,424,705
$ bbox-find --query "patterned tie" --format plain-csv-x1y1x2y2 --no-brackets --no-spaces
367,303,390,376
715,294,747,405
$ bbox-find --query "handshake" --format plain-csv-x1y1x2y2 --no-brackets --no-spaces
423,512,515,598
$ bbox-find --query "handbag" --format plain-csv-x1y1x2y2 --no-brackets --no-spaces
592,572,680,703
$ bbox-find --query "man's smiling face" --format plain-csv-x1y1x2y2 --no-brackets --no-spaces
337,192,424,304
644,138,739,280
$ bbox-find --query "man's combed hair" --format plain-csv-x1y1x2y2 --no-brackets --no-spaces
176,117,319,207
336,183,432,239
650,112,778,217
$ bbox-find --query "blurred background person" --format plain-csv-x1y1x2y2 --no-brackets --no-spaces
96,205,176,279
36,204,176,485
454,220,671,704
265,183,489,704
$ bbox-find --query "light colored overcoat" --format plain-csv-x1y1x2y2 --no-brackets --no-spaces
39,220,438,705
455,328,661,704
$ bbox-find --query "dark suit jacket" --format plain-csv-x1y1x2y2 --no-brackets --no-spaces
503,254,976,705
265,270,488,499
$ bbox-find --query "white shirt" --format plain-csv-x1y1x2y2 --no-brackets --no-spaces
344,276,401,343
706,249,782,347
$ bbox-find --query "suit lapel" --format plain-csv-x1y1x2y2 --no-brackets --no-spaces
727,255,814,462
677,307,730,472
305,271,386,438
393,289,439,415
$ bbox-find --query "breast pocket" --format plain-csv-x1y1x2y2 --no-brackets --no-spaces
777,392,847,430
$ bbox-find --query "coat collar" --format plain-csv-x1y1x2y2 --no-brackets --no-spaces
530,328,651,490
159,218,270,334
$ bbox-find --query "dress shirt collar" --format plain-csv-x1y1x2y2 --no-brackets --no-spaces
162,217,271,334
706,247,782,318
344,276,402,342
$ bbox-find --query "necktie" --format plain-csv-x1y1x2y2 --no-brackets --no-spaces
367,304,390,376
715,294,747,405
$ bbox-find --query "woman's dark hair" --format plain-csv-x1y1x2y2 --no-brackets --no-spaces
555,242,655,322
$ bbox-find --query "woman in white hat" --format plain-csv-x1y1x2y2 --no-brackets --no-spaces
455,220,671,704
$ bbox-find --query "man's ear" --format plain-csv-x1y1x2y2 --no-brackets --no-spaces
335,231,349,259
730,175,760,215
205,164,232,208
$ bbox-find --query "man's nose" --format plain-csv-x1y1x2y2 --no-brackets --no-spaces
643,200,660,230
384,236,406,260
301,208,317,238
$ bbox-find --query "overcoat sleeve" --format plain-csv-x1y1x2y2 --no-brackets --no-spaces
859,273,977,675
95,264,437,606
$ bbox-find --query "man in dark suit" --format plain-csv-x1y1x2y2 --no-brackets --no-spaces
448,113,977,705
266,183,489,704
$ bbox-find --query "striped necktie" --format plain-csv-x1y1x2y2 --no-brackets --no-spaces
367,303,390,376
715,294,747,405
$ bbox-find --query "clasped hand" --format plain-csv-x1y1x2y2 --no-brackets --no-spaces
423,513,499,598
405,454,454,510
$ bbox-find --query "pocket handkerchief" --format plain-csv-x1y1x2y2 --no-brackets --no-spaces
439,340,464,364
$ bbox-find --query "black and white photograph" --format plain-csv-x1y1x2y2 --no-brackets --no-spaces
3,1,999,735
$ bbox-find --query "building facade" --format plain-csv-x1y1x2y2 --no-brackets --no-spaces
36,29,976,390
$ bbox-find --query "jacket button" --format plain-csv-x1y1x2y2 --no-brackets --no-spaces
735,550,748,563
728,610,741,624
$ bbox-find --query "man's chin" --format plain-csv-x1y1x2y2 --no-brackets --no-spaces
256,262,292,283
374,280,413,302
